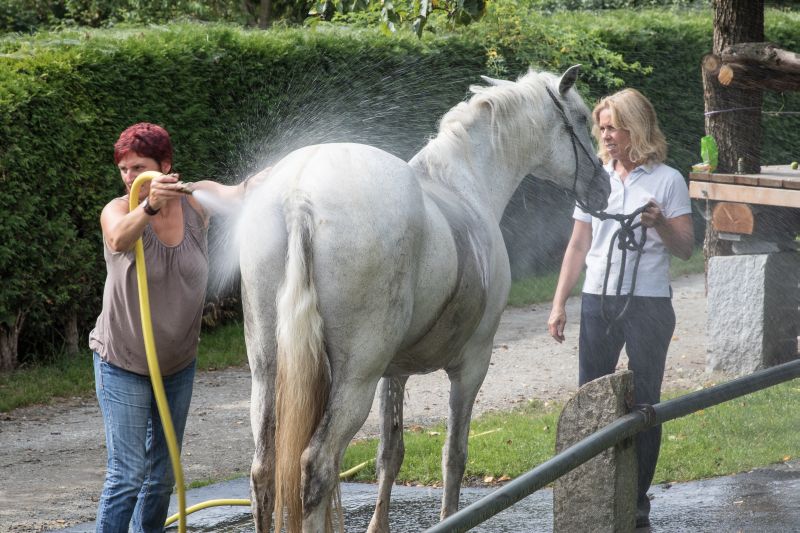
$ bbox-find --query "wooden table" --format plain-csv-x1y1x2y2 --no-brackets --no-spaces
689,165,800,236
689,164,800,208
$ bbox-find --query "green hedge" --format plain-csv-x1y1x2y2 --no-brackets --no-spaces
2,8,799,366
0,25,490,365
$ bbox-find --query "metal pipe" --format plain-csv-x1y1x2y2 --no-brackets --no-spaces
426,357,800,533
426,412,648,533
654,358,800,424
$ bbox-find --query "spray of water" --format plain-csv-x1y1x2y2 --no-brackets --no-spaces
202,55,485,299
203,56,640,294
192,189,241,217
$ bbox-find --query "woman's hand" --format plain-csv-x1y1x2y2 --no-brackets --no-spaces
147,173,183,210
641,198,694,260
640,200,666,228
547,307,567,343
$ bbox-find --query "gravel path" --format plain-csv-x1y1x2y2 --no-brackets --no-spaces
0,273,719,532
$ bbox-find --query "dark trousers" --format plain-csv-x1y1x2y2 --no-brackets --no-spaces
579,293,675,512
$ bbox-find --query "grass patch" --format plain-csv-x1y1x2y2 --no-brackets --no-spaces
342,400,561,484
0,354,94,412
668,247,706,279
507,247,706,307
342,380,800,486
507,271,584,308
196,321,249,370
0,321,249,413
656,381,800,483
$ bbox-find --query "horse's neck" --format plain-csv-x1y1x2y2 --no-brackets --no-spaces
410,137,523,222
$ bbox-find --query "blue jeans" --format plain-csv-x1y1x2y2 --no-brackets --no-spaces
578,294,675,513
94,352,196,533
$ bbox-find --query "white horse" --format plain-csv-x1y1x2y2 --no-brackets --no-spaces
238,65,610,532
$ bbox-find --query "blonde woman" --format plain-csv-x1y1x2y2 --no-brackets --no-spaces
547,88,694,528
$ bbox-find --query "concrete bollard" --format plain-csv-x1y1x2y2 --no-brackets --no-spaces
553,370,636,533
707,252,800,375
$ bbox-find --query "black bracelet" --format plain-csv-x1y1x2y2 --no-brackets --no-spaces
142,198,160,216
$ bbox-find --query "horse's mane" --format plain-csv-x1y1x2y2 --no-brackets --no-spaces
416,70,559,186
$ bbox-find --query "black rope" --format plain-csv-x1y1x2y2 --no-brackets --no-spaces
596,205,649,332
544,87,650,331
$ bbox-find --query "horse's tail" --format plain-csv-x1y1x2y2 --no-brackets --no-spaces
273,190,336,532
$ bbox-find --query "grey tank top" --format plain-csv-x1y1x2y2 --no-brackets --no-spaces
89,196,209,376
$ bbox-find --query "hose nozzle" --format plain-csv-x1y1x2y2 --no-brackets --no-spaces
175,182,195,195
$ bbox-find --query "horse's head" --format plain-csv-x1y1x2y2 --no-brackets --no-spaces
483,66,610,214
545,66,610,213
547,66,610,213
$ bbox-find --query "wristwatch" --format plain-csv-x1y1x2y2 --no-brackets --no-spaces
142,198,160,216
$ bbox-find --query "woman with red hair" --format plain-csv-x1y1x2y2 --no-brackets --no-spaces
89,122,259,532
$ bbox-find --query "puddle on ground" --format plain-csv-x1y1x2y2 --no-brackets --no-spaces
57,462,800,532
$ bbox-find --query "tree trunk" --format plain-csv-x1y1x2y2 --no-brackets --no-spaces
0,310,25,372
64,310,80,356
706,0,764,174
702,0,765,267
259,0,272,28
240,0,258,26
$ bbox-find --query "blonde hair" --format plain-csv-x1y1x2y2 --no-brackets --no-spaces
592,88,667,165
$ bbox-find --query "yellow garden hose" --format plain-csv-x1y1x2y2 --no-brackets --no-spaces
130,172,248,532
130,172,375,530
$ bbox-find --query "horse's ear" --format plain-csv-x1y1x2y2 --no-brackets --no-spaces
480,75,514,87
558,64,581,96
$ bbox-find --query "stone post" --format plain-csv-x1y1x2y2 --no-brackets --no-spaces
553,370,636,533
707,252,800,375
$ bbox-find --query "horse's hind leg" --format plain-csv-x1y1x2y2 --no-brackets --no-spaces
301,376,383,532
368,376,409,533
249,368,276,532
242,285,278,533
441,341,493,519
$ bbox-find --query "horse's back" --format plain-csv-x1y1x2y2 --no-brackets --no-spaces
239,142,506,376
240,143,429,362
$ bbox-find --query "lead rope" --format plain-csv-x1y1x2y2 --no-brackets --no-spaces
596,206,649,332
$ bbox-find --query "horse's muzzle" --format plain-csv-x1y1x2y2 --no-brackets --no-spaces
583,167,611,213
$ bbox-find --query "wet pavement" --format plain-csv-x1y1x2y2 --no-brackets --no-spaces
55,460,800,532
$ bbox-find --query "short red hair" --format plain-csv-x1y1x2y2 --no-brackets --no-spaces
113,122,173,168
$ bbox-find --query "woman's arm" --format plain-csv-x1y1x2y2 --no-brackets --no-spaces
641,203,694,260
547,220,592,343
101,198,153,253
178,167,272,218
102,172,182,252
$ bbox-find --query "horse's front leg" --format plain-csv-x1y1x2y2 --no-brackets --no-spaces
368,376,409,533
441,341,493,519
